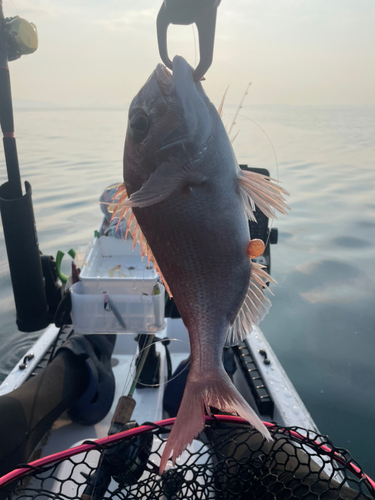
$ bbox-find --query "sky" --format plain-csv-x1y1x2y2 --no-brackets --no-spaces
4,0,375,107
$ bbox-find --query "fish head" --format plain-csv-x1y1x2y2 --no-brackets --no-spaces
124,55,215,194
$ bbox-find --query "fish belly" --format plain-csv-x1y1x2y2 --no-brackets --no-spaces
132,186,251,334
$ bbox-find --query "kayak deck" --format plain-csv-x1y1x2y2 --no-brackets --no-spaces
0,317,318,464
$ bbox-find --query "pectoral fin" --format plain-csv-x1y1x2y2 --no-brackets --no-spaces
124,159,207,208
108,184,173,298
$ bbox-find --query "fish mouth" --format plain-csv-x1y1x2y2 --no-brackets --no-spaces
154,56,209,154
154,56,196,94
154,64,173,93
171,55,195,86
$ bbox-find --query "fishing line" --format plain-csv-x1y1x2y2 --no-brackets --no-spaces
222,78,283,252
236,113,280,181
128,334,156,396
125,338,191,391
5,0,19,15
121,338,191,396
89,335,181,498
238,113,280,251
192,24,197,68
224,110,281,252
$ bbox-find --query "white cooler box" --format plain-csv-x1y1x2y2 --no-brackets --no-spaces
71,235,165,334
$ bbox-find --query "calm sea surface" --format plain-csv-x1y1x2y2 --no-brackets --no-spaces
0,104,374,476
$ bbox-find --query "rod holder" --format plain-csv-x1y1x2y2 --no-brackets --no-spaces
0,180,49,332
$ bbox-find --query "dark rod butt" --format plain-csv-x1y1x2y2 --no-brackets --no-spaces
0,181,49,332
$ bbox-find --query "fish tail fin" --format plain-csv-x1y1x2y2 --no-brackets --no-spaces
159,368,271,473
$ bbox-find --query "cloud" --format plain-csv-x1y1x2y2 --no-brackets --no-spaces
90,9,157,30
4,0,55,19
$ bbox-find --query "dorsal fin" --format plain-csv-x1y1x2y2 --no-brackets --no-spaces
225,263,276,347
105,183,173,298
218,86,229,118
145,244,172,298
237,169,290,220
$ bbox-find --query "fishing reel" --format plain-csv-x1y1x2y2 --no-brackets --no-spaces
81,421,153,500
4,16,38,61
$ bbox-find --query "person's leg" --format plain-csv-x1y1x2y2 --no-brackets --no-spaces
0,333,116,478
0,348,89,477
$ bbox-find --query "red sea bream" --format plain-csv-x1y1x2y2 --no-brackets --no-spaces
114,55,289,472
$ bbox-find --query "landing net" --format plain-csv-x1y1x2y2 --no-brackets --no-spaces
0,416,374,500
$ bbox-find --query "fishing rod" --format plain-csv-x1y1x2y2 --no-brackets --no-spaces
80,333,158,500
0,2,55,332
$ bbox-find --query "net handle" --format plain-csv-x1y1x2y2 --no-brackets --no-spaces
0,416,374,491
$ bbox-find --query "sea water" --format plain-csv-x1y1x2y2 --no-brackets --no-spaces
0,104,374,477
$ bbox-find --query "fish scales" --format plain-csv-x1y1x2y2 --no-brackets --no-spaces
131,166,251,324
120,55,290,472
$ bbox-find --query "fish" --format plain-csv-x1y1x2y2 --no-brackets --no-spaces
115,55,290,473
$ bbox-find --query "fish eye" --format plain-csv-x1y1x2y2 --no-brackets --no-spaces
129,110,149,141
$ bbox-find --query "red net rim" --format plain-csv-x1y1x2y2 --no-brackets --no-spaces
0,415,374,491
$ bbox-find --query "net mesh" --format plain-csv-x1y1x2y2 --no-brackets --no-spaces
0,418,374,500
